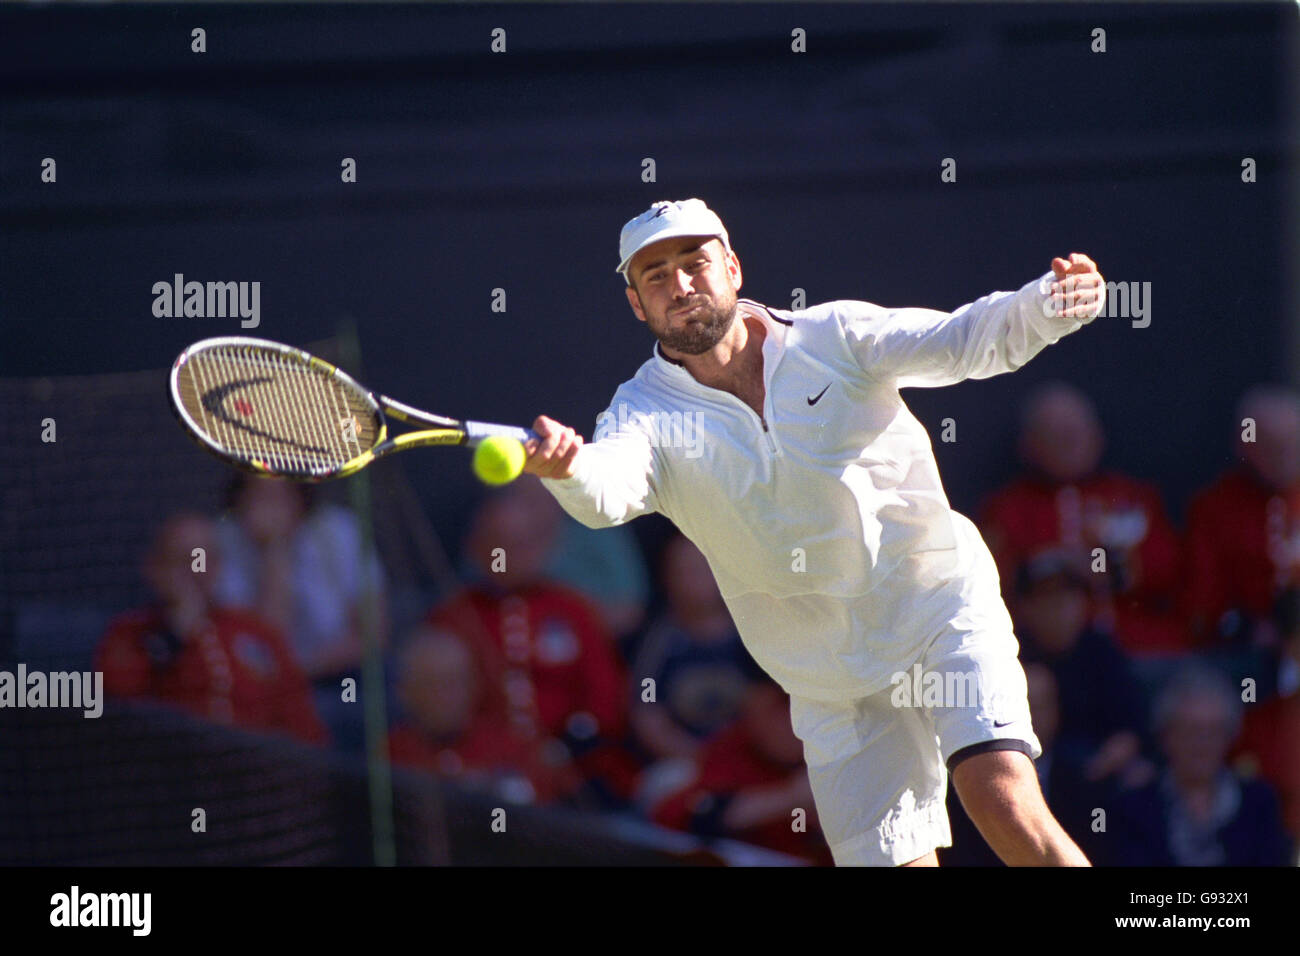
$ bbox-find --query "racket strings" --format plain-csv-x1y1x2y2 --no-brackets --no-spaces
181,345,374,476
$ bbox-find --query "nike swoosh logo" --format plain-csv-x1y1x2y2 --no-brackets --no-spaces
992,719,1014,728
807,383,831,406
200,377,332,454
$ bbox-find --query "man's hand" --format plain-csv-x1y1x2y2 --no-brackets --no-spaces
523,415,584,479
1049,252,1105,320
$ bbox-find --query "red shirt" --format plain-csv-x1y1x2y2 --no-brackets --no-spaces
1186,466,1300,642
388,720,578,803
651,724,833,865
426,583,626,743
980,471,1185,653
1232,691,1300,839
96,606,328,745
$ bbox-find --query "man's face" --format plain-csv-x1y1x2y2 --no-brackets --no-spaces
144,514,219,608
625,236,741,355
1020,388,1104,483
1162,694,1235,787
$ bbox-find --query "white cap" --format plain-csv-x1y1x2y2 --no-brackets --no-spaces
616,199,731,285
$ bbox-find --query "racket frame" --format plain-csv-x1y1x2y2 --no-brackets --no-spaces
170,335,531,481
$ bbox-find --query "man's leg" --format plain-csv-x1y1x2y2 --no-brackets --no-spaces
951,749,1090,866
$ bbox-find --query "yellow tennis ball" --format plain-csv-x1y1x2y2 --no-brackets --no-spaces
472,435,526,486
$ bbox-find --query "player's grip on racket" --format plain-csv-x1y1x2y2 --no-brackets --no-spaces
170,336,538,481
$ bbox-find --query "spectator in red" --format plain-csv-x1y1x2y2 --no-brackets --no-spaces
426,477,632,806
980,381,1184,655
1185,385,1300,648
1232,589,1300,841
96,512,328,745
388,624,579,804
650,678,833,865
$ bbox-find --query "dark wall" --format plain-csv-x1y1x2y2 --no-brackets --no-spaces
2,2,1295,547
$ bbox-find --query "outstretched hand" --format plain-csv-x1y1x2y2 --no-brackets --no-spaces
1049,253,1105,320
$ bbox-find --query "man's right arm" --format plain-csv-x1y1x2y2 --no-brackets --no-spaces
523,413,660,528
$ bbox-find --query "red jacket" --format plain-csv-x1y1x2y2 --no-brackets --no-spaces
1232,690,1300,840
1186,466,1300,642
980,471,1185,653
426,582,626,742
651,723,833,865
96,606,328,745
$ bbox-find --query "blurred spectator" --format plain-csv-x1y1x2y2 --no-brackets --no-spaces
211,474,388,753
388,625,579,804
1232,588,1300,841
1014,549,1152,789
1109,665,1292,866
980,382,1184,654
427,477,633,806
649,679,833,865
1185,385,1300,648
460,475,650,647
546,519,650,647
96,512,327,745
628,533,758,804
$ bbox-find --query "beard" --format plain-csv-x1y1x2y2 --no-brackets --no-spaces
647,288,739,355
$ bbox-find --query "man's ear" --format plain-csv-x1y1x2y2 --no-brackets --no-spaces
625,284,647,323
728,248,743,291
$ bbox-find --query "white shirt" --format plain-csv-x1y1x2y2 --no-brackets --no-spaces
542,272,1104,700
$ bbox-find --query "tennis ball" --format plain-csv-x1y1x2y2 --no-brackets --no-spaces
472,435,527,486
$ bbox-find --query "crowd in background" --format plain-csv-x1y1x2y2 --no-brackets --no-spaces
94,380,1300,866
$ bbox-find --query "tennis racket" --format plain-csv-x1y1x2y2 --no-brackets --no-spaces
170,336,538,481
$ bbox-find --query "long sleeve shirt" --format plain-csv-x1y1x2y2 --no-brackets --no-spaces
542,272,1104,700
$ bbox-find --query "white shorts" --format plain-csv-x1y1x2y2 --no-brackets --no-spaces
789,589,1042,867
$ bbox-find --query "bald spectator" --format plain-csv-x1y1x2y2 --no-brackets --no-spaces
1109,665,1292,866
96,513,327,745
1186,385,1300,648
426,477,633,806
388,625,578,804
980,382,1184,654
460,475,650,647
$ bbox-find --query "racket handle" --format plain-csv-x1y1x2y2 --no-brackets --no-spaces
463,421,540,447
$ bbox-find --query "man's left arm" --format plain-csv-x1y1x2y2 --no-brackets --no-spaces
844,254,1106,388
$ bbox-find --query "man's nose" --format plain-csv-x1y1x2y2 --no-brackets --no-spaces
672,269,694,297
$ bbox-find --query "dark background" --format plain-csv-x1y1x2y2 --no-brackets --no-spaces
1,0,1296,602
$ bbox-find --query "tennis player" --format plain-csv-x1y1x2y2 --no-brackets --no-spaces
525,198,1104,866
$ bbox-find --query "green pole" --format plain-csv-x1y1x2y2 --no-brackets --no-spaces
339,320,396,867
